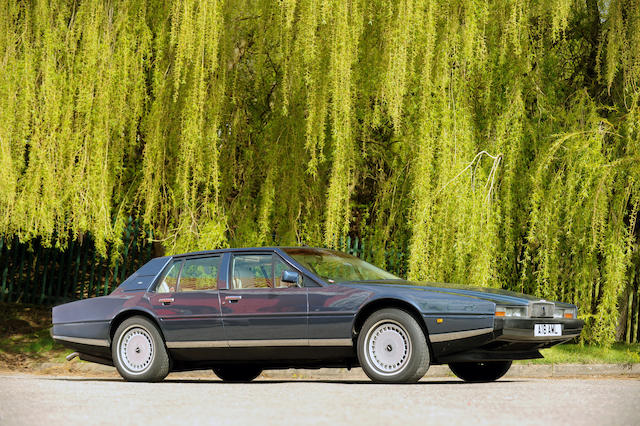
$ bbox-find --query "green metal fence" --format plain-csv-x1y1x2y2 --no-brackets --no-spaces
3,229,638,344
337,236,409,279
0,231,407,306
0,218,153,305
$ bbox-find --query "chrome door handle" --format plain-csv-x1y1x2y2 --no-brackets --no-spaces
225,295,242,303
159,298,174,305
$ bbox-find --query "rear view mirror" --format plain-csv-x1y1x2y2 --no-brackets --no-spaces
281,270,300,284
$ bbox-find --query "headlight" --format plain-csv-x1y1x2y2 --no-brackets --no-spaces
495,305,527,317
554,307,577,319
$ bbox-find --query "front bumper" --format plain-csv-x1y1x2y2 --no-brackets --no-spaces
494,317,584,342
433,316,584,363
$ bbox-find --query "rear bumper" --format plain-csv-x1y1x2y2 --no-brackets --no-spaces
51,322,112,359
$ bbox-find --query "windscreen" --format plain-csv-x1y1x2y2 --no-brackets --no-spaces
282,248,400,283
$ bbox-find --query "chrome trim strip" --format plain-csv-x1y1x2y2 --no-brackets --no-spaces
429,327,494,343
166,341,228,348
165,338,353,349
53,335,110,347
229,339,307,347
308,338,352,346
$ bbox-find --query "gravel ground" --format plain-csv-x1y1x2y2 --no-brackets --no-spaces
0,373,638,425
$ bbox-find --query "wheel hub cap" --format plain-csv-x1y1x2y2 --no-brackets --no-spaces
366,321,411,375
120,327,154,373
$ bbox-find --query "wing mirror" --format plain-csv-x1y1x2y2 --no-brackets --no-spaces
281,270,300,284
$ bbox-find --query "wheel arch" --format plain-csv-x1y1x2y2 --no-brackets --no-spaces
352,298,432,349
109,309,166,345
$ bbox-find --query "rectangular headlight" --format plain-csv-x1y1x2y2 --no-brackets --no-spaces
553,307,577,319
495,305,527,317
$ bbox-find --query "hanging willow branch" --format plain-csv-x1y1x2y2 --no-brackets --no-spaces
0,0,639,344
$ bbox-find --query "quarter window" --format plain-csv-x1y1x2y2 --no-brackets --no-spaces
179,256,221,292
156,261,182,293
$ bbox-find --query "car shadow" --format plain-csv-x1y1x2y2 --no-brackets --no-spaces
47,377,522,385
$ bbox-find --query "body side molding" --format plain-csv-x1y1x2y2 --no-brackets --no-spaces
428,327,494,342
53,335,110,347
166,338,353,349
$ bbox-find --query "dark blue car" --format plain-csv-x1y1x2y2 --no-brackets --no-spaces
52,247,583,383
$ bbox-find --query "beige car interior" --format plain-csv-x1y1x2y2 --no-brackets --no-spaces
233,258,272,289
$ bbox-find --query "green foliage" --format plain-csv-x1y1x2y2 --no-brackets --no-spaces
1,0,639,344
516,343,640,365
0,303,65,362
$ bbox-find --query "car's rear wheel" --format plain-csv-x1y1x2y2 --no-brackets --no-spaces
213,366,262,382
357,308,430,383
448,361,512,382
112,316,170,382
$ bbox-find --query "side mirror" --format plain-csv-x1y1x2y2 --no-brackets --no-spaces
281,270,300,284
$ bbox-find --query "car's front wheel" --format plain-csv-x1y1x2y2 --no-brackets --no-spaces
357,308,430,383
448,361,512,382
213,366,262,382
112,316,170,382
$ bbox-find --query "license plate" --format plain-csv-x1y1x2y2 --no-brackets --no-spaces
534,324,562,337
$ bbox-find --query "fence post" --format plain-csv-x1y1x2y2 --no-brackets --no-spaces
47,249,59,303
121,218,132,282
71,241,82,299
40,247,50,304
12,243,26,303
77,242,89,299
111,260,119,293
87,247,97,299
635,285,640,343
104,259,117,296
361,239,367,261
54,243,68,301
61,240,76,301
30,244,42,304
146,229,153,261
0,237,6,302
93,256,104,299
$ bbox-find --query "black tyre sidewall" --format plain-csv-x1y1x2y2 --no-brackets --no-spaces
112,316,170,382
448,361,512,382
213,366,262,382
357,308,430,383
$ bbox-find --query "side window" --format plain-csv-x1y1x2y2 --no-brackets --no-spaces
232,254,273,289
156,261,182,293
179,256,221,292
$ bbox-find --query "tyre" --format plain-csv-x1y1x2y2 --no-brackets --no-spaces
213,366,262,382
357,308,430,383
112,316,170,382
448,361,512,382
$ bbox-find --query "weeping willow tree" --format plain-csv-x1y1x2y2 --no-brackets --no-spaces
1,0,639,344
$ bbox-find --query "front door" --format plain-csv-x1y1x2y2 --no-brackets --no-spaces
219,252,308,346
149,255,225,347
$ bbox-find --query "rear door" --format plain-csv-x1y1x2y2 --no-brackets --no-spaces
149,255,225,347
219,252,308,346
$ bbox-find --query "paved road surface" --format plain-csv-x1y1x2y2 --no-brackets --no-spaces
0,374,638,425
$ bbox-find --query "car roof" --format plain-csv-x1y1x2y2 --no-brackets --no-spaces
169,246,318,258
